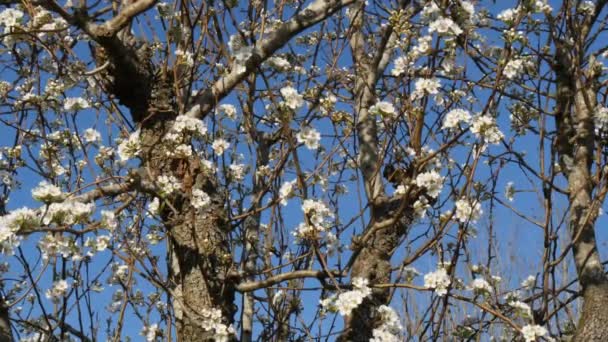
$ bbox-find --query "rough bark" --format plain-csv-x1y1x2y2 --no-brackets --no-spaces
554,45,608,341
339,198,412,341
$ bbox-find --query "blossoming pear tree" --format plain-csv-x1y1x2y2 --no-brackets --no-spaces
0,0,607,341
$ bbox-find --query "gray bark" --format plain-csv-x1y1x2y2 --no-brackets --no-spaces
554,43,608,341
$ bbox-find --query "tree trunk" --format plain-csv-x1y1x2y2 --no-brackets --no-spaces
139,120,236,341
555,47,608,341
339,198,411,341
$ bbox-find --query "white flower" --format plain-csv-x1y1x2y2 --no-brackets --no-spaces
412,35,433,56
168,144,193,158
229,163,247,181
521,325,548,342
461,1,475,17
505,182,515,202
117,130,141,161
421,2,440,18
0,8,23,27
370,101,397,118
470,115,504,144
429,17,463,36
280,86,304,110
175,48,194,66
424,268,451,296
63,97,90,111
83,128,101,143
172,115,207,137
442,109,472,130
394,184,408,196
296,127,321,150
415,170,444,198
321,278,372,316
504,58,525,79
454,198,482,223
594,106,608,131
469,278,492,294
391,56,409,76
266,56,291,70
533,0,552,13
157,174,181,195
218,104,237,119
32,181,63,202
412,78,441,99
508,300,532,318
45,279,69,301
521,275,536,289
302,199,333,227
148,198,160,216
94,235,111,252
140,323,160,342
497,8,519,22
212,138,230,155
191,189,211,209
413,198,430,219
370,305,403,342
279,179,297,206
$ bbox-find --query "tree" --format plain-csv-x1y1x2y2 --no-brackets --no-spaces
0,0,608,341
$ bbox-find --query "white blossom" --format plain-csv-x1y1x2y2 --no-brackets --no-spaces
32,181,63,202
391,56,409,76
521,275,536,289
175,48,194,66
212,138,230,155
172,115,207,137
117,130,141,161
533,0,552,13
302,199,333,227
45,279,69,302
442,109,472,130
140,323,160,342
266,56,291,70
470,115,504,144
63,97,90,111
320,277,372,316
412,78,441,99
497,8,519,22
461,1,475,17
424,268,451,296
504,58,525,79
296,126,321,150
83,128,102,143
280,86,304,110
429,17,463,36
415,170,444,198
229,163,247,181
218,104,237,119
279,179,297,206
0,8,23,27
508,300,532,318
191,189,211,209
454,198,482,223
148,198,160,216
370,101,397,118
521,325,548,342
370,305,403,342
157,174,181,195
469,278,492,295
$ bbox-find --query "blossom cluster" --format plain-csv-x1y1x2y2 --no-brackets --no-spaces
320,278,372,316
